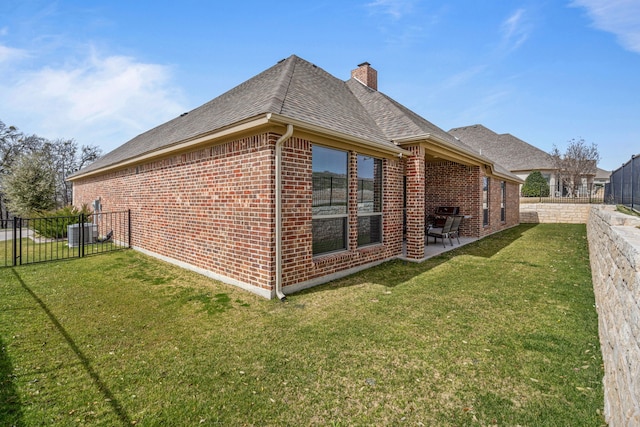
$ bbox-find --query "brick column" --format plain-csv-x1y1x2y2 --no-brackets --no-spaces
405,145,425,259
348,151,359,250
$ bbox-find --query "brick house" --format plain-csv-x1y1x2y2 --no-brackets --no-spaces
449,124,609,196
69,55,522,299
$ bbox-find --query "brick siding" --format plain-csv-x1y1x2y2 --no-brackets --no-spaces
73,134,276,295
74,132,407,297
424,161,519,238
73,133,519,297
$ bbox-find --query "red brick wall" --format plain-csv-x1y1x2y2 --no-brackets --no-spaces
73,132,406,297
73,134,276,294
284,145,405,290
424,161,519,238
425,161,481,237
476,173,520,237
405,146,426,258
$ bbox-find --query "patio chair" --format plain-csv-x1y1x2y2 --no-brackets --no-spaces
448,215,463,245
427,215,455,248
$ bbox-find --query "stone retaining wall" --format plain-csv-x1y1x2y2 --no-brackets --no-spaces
587,205,640,426
520,202,592,223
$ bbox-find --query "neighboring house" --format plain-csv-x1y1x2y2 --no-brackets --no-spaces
449,124,607,197
69,55,522,299
594,168,611,186
449,124,558,189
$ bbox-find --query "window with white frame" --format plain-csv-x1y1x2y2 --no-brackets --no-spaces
312,146,348,255
357,155,382,246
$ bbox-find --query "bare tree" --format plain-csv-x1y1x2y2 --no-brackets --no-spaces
550,138,600,197
0,119,102,219
49,139,101,206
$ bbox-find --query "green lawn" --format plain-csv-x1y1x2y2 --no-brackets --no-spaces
0,224,605,426
1,237,126,268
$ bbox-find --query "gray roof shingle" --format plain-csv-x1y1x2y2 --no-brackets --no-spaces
72,56,520,183
75,55,396,176
347,81,519,180
448,124,556,172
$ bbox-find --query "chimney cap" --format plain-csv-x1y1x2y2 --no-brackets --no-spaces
357,61,371,67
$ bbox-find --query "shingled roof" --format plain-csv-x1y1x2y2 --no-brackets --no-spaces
71,55,520,182
448,124,555,172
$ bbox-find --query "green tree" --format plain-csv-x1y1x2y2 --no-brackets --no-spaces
521,171,550,197
3,151,57,216
0,121,45,224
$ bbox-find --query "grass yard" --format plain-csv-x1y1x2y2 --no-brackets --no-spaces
0,224,605,426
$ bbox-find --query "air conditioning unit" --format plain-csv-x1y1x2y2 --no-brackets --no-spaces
67,223,98,247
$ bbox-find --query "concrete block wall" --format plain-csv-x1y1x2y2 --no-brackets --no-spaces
520,203,592,223
587,205,640,426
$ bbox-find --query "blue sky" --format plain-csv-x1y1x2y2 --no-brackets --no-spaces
1,0,639,171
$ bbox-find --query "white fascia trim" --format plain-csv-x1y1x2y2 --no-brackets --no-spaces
395,133,522,183
68,115,273,181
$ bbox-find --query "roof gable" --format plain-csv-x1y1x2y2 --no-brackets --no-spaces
71,56,520,184
75,55,399,176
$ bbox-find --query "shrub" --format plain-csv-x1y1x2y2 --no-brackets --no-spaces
521,171,550,197
31,205,93,239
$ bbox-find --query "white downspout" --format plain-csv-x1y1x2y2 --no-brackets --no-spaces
275,124,294,301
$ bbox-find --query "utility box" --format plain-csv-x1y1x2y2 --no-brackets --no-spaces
67,223,98,247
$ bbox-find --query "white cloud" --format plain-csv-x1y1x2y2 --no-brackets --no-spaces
367,0,415,20
500,8,531,52
571,0,640,53
0,44,28,63
0,49,186,153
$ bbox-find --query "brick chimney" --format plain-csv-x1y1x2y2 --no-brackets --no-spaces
351,62,377,90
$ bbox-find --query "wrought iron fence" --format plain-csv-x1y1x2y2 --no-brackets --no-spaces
1,210,130,268
520,183,605,204
312,176,347,208
606,154,639,210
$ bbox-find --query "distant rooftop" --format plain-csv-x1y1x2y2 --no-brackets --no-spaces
449,124,555,172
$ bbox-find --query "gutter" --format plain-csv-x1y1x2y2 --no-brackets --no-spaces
274,124,294,301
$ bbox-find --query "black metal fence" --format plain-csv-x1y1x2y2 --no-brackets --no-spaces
520,183,605,204
1,210,130,268
606,154,639,210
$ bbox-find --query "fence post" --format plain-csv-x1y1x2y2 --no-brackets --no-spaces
79,213,85,258
632,155,636,211
12,217,18,266
620,163,624,205
128,209,132,248
539,183,542,202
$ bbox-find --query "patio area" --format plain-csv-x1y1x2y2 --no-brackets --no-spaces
399,235,479,262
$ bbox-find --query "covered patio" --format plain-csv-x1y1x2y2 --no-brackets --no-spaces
399,135,522,262
399,235,479,262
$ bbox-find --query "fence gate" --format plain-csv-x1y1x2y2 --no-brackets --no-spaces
1,210,130,268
